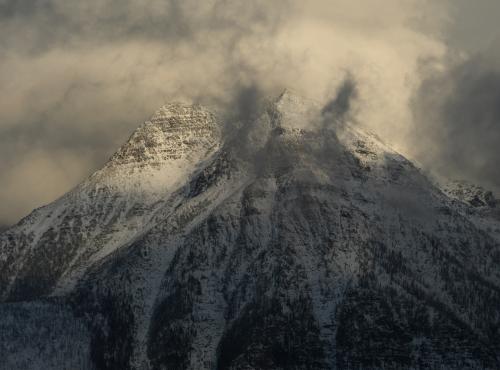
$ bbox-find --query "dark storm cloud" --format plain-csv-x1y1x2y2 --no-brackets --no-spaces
219,84,267,160
321,77,357,126
412,52,500,193
231,85,265,125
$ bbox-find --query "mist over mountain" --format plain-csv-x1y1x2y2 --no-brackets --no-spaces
1,91,499,369
4,0,500,226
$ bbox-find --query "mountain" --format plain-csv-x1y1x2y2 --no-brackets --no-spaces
1,90,499,370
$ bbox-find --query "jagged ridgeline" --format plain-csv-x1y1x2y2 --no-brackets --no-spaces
0,91,499,369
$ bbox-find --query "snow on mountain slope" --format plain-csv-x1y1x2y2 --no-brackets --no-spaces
1,90,499,370
0,103,221,300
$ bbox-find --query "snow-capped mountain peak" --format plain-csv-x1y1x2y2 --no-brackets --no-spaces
108,103,221,167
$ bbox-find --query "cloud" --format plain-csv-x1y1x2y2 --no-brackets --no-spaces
411,44,500,193
321,77,357,126
444,0,500,54
0,149,95,226
0,0,453,225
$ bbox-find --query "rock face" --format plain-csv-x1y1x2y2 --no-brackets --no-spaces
442,181,497,209
1,91,500,370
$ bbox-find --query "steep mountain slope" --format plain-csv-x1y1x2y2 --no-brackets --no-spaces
1,91,499,369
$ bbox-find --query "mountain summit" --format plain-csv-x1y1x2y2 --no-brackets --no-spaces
1,92,499,369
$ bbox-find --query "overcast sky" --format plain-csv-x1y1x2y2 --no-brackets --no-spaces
1,0,500,226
